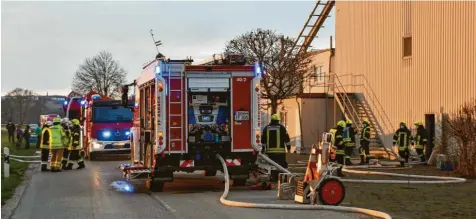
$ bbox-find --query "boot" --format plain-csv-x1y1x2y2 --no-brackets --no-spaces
345,158,353,166
76,161,85,170
365,157,370,164
61,160,68,170
41,164,50,172
64,163,73,170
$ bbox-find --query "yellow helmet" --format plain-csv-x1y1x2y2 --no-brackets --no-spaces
400,121,407,126
72,119,80,125
363,118,370,124
346,119,353,125
53,117,61,123
414,120,423,126
271,114,280,121
337,120,346,128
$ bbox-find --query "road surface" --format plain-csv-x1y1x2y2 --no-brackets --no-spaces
11,161,371,219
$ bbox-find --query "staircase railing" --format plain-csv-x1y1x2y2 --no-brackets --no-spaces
330,74,362,132
324,73,397,158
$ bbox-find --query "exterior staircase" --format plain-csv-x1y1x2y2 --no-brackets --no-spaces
331,74,398,160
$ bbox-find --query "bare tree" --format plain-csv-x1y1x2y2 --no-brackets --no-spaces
3,88,35,123
225,29,313,114
72,51,127,98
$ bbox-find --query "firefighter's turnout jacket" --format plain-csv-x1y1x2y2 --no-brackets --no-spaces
412,125,428,149
261,121,291,154
393,126,412,151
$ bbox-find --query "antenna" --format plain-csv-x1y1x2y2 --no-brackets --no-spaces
150,29,161,54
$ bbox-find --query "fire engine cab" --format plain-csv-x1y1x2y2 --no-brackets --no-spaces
120,54,263,192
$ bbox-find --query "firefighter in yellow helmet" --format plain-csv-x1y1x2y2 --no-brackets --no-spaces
393,121,412,167
61,118,72,170
64,119,86,170
261,113,291,181
48,117,67,172
331,120,346,177
40,121,53,172
343,119,356,165
412,120,428,163
359,119,372,164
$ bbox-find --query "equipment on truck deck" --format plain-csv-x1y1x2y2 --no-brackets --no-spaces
119,54,263,192
277,132,345,205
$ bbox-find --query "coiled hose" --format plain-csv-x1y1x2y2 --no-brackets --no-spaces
216,154,393,219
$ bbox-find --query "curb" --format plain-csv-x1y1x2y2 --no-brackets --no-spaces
1,163,39,219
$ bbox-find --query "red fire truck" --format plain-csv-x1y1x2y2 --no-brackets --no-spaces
120,55,263,192
64,91,134,160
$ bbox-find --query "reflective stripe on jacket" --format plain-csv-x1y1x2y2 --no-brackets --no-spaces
261,122,290,154
343,126,356,147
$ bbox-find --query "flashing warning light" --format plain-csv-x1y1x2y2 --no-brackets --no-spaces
155,64,162,76
255,83,260,92
103,131,111,138
159,131,163,137
80,100,86,105
125,131,131,136
254,62,262,76
134,103,139,108
63,100,68,106
91,94,102,100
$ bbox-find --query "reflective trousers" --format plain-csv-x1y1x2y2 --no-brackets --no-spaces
50,148,64,171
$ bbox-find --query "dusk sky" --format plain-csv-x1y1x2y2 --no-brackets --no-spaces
1,1,335,96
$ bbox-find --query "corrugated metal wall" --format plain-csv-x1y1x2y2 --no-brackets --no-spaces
333,1,476,143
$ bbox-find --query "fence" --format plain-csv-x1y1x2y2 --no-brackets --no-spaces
3,147,48,178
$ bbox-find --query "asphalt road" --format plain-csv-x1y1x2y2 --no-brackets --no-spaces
11,160,371,219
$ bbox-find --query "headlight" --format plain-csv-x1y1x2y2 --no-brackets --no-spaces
125,131,131,136
103,131,111,138
93,142,102,149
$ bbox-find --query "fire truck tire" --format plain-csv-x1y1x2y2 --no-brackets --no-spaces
318,178,345,206
148,180,165,192
205,169,217,177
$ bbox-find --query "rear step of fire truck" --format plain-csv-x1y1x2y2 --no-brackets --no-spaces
120,164,152,180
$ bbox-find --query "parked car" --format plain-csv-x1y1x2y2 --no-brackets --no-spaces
28,124,39,143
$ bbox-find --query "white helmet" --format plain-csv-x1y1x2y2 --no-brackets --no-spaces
46,121,53,126
61,118,69,123
67,121,72,127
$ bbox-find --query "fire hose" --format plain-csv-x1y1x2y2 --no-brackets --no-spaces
216,154,393,219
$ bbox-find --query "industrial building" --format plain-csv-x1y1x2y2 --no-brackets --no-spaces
280,1,476,155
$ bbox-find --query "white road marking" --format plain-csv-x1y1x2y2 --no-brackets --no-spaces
152,194,177,213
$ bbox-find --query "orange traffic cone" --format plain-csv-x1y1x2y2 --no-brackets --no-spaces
303,144,319,182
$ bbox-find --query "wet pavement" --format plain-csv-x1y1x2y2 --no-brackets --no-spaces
11,160,371,219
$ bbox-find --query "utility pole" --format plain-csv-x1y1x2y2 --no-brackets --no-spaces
149,29,161,54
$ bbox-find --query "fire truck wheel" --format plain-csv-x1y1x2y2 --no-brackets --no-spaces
205,169,217,177
147,180,165,192
318,178,345,206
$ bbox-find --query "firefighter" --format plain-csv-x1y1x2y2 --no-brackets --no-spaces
343,119,356,165
261,114,291,181
331,120,346,177
40,121,53,172
393,121,412,167
61,118,71,170
412,121,428,163
328,126,338,162
6,120,15,143
359,119,371,164
49,117,66,172
64,119,85,170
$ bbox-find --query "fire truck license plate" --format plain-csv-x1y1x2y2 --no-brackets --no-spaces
235,111,250,121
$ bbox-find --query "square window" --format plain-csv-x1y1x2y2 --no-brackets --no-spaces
403,36,412,58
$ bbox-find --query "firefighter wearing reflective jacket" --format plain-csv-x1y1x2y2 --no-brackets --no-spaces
412,121,428,163
64,119,85,170
359,119,371,164
40,121,53,172
261,114,291,181
49,118,67,172
61,118,72,170
331,120,346,177
393,121,412,167
343,119,356,165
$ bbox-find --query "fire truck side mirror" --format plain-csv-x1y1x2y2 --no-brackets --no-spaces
121,86,129,108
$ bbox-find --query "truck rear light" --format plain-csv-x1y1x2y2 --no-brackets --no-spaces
158,83,164,92
161,152,165,158
254,83,259,92
159,140,163,145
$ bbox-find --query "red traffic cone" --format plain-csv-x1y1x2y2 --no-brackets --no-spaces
304,145,319,182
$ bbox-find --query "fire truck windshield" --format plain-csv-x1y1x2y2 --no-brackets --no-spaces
92,106,133,123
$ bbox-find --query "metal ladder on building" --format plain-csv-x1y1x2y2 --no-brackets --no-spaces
290,0,335,55
168,65,185,154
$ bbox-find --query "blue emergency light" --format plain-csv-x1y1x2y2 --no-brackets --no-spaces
254,62,262,77
64,100,68,106
103,131,111,138
80,100,86,105
155,64,162,76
